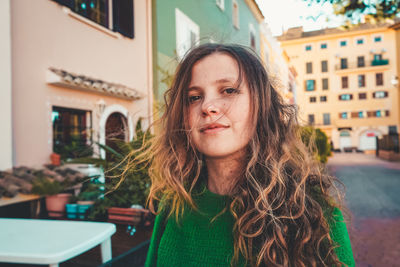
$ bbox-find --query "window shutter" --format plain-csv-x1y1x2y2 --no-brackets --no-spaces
385,92,388,97
373,92,376,98
113,0,134,38
386,110,390,116
350,94,353,100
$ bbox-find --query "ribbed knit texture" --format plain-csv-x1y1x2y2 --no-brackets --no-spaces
145,183,355,267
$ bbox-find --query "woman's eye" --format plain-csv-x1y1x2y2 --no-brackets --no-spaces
189,95,202,103
223,88,239,95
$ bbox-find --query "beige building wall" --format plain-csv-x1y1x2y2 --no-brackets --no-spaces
279,24,399,152
0,0,13,170
391,22,400,127
260,23,295,104
11,0,153,167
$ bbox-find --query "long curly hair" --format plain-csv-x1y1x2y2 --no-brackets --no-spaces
138,43,346,266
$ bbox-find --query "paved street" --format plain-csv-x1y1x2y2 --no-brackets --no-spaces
327,152,400,267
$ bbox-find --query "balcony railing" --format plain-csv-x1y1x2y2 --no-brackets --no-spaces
335,59,389,70
371,59,389,66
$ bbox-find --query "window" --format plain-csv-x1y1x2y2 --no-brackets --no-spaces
389,126,397,134
374,36,382,42
321,43,327,49
309,96,317,103
357,56,365,67
358,111,364,118
356,38,364,45
376,73,383,86
249,24,256,50
358,75,365,87
176,8,200,59
373,91,388,98
305,45,312,51
52,106,92,159
322,78,329,90
339,94,352,101
368,110,389,117
374,54,383,61
306,62,313,74
341,76,348,89
323,113,330,125
216,0,224,10
232,0,239,29
340,40,347,47
308,114,315,125
359,92,367,99
305,80,315,91
53,0,134,38
340,58,348,69
339,112,348,119
320,96,327,102
321,60,328,72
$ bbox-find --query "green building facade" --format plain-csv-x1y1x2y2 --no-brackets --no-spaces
152,0,264,107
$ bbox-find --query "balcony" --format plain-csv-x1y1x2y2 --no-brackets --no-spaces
371,59,389,66
335,59,390,72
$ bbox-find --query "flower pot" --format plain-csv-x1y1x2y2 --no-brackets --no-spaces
50,153,61,166
107,207,150,226
45,193,71,218
77,203,93,219
65,203,78,219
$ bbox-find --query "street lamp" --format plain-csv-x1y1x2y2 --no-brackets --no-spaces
96,99,106,114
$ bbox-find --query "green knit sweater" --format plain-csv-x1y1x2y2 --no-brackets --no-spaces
145,183,355,267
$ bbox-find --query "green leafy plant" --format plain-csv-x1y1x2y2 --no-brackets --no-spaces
31,177,64,196
72,119,153,221
54,135,94,160
300,126,331,163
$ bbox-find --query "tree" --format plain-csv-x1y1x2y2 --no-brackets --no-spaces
300,126,332,163
306,0,400,24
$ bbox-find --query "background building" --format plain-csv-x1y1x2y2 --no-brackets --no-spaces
152,0,264,108
7,0,153,167
278,23,399,153
260,22,297,104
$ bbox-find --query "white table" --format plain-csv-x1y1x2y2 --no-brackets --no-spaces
0,218,116,267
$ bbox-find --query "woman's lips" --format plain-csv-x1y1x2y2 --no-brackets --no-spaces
200,123,229,134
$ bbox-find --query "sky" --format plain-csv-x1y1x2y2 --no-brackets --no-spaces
256,0,345,36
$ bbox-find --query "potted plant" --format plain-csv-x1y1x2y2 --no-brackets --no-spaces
31,177,71,218
31,169,86,218
72,119,154,228
65,177,103,219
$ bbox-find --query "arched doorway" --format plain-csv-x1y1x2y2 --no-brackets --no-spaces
105,112,128,161
339,131,351,151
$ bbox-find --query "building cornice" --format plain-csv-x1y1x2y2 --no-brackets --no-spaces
245,0,264,23
279,26,394,46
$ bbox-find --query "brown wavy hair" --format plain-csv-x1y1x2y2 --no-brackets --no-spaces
137,43,346,266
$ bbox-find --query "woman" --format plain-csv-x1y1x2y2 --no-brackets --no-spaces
143,43,354,266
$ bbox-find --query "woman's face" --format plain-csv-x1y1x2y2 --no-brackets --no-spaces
187,53,254,159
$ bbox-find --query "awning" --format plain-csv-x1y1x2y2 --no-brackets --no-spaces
46,67,143,100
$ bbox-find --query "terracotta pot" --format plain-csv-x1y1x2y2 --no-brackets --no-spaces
107,207,150,226
45,193,71,218
50,153,61,166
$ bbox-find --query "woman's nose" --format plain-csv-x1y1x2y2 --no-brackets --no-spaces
201,100,220,116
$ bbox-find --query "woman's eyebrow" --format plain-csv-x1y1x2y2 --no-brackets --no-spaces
188,77,237,91
214,78,235,84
